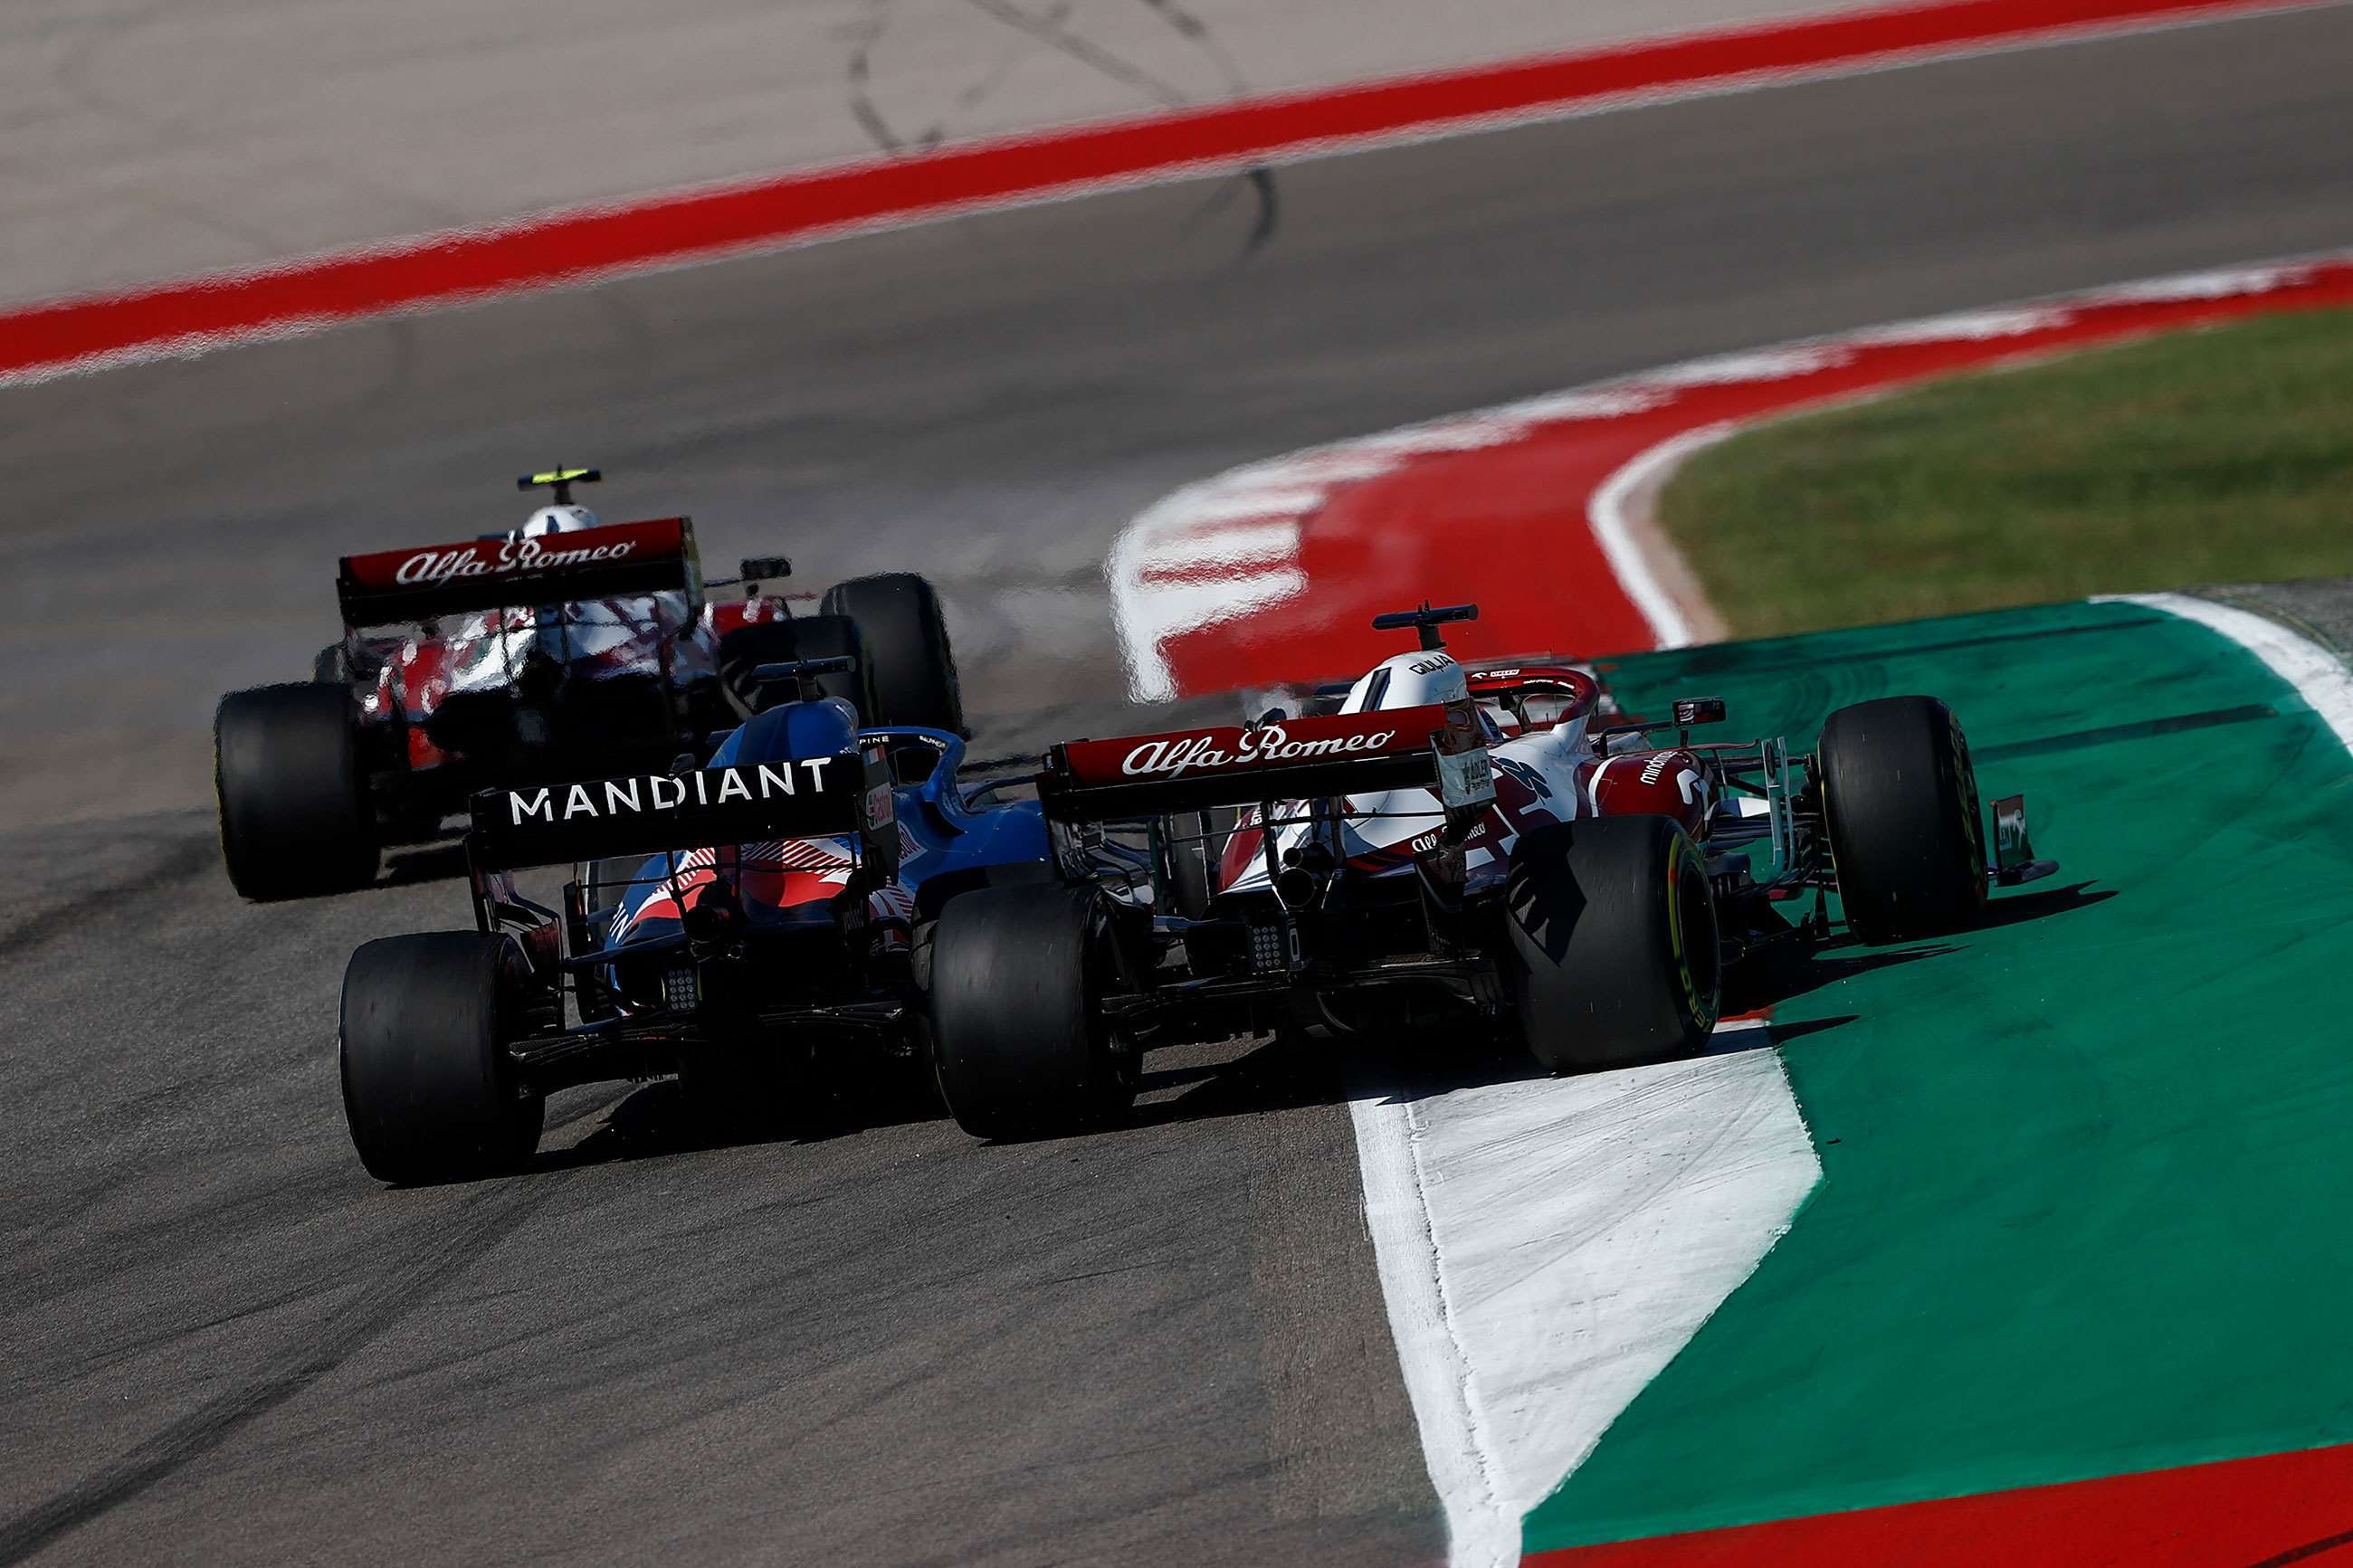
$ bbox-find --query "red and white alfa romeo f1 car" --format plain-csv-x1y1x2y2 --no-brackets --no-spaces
924,603,2057,1140
213,468,963,900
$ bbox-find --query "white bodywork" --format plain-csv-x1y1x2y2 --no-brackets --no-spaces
1220,649,1599,895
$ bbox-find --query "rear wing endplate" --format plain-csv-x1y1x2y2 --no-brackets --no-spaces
338,517,700,625
1037,704,1489,822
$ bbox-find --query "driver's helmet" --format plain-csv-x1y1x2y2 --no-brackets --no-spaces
522,504,600,537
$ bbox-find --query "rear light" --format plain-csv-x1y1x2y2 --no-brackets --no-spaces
662,965,699,1011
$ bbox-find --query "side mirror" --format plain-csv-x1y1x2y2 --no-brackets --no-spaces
1672,698,1727,727
739,556,792,583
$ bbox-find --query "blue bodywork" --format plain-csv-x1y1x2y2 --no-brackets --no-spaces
589,698,1049,956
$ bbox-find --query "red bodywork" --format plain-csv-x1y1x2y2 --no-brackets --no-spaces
1586,746,1712,841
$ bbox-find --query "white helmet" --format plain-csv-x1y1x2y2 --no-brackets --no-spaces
522,504,600,537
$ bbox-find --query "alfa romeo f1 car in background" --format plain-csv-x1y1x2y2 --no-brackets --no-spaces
926,603,2059,1140
338,658,1044,1183
214,468,965,899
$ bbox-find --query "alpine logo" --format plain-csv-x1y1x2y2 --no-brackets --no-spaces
1120,723,1400,779
505,758,835,827
395,532,637,586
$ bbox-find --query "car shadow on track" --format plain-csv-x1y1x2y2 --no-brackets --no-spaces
528,1060,948,1173
1135,879,2122,1129
520,879,2121,1164
378,844,470,887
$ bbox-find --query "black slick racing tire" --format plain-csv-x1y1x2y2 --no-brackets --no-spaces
214,682,379,900
820,574,964,734
340,932,546,1184
1818,696,1987,944
1507,817,1720,1073
716,614,871,718
929,883,1131,1140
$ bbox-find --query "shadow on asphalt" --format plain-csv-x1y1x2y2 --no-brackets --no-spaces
519,877,2119,1167
529,1058,947,1173
378,843,469,888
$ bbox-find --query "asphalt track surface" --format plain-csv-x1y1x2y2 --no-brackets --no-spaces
5,10,2351,1563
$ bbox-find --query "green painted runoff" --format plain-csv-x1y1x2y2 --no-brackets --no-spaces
1523,599,2353,1552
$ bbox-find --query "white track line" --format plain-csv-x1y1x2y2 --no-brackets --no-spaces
1586,423,1738,648
1108,256,2341,699
1351,1035,1819,1567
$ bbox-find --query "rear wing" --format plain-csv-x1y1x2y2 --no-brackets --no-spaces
1037,704,1491,822
337,516,700,625
465,748,895,875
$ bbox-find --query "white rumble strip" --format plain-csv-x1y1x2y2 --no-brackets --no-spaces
1107,260,2330,706
1350,1027,1819,1568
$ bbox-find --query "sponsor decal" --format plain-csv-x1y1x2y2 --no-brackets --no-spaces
1435,746,1497,812
1408,653,1458,676
1120,722,1400,780
1496,755,1552,801
395,531,637,586
504,757,834,827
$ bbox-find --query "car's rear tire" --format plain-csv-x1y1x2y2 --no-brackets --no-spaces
340,932,546,1183
214,683,379,900
716,614,870,717
821,574,963,734
930,883,1131,1140
1508,817,1720,1073
1818,696,1986,944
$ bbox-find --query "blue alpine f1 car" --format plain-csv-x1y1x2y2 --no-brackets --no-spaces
336,658,1047,1183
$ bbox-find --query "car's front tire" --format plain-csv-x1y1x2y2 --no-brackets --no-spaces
1508,817,1720,1073
214,683,379,899
930,883,1130,1140
340,932,545,1184
1818,696,1986,944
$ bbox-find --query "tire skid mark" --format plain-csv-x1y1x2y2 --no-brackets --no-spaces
0,1185,549,1565
0,830,213,966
